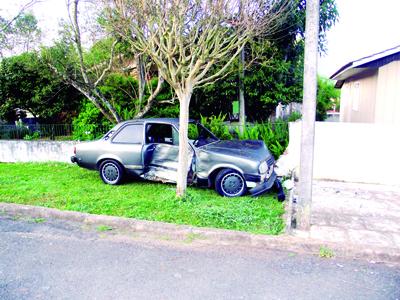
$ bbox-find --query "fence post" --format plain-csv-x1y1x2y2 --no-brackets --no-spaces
51,125,55,141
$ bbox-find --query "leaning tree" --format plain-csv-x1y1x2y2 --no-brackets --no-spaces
103,0,290,197
45,0,165,123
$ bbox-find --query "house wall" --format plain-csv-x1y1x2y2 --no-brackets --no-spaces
0,141,78,163
287,121,400,186
375,60,400,125
339,69,378,123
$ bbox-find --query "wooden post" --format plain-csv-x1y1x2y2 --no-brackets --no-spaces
298,0,320,230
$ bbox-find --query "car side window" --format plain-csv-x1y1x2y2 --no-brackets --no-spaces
146,124,178,145
112,124,143,144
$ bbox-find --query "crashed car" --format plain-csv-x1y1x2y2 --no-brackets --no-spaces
71,118,285,200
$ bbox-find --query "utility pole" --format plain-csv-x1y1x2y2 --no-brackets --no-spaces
298,0,320,230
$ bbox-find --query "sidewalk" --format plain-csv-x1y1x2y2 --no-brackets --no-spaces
293,180,400,259
1,180,400,263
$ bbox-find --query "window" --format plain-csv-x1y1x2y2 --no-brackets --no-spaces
103,130,114,141
146,124,179,145
112,124,143,144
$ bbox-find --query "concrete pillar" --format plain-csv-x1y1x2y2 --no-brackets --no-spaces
298,0,320,230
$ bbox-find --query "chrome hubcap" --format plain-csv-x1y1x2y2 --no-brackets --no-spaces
221,173,244,196
102,163,119,183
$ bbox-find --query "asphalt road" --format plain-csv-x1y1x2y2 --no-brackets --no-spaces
0,215,399,300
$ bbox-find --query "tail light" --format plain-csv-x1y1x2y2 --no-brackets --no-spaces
74,146,76,155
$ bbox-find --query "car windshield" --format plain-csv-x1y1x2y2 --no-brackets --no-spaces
188,122,219,147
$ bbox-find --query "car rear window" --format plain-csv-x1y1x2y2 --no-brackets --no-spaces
112,124,143,144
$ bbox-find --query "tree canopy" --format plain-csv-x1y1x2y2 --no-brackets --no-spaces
0,51,81,123
0,13,41,57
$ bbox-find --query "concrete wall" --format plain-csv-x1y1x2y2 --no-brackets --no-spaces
0,141,78,163
287,121,400,186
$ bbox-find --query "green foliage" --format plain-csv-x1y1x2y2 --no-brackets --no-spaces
72,101,112,140
199,113,289,159
148,100,179,118
188,123,199,140
99,74,174,119
0,13,41,56
297,0,339,53
98,73,139,120
200,113,232,140
29,217,46,224
23,131,40,140
317,76,341,121
0,163,285,235
234,121,289,159
319,246,335,258
71,73,175,136
287,111,302,122
0,51,81,123
0,125,30,139
191,0,339,122
96,225,113,232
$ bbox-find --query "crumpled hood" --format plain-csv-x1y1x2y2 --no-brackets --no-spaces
202,140,272,162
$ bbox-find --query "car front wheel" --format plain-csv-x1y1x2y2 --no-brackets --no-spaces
215,169,247,197
99,160,124,185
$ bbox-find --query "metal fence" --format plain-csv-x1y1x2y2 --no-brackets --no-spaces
0,124,112,141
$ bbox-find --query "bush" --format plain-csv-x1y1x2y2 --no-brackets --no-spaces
200,113,232,140
234,121,289,159
72,101,113,141
23,131,41,140
287,111,302,122
0,125,30,139
200,113,289,159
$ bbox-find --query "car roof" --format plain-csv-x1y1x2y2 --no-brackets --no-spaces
112,118,196,130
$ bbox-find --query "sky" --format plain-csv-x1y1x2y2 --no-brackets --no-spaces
319,0,400,77
1,0,400,78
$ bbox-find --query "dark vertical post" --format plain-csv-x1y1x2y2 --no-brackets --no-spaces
239,47,246,134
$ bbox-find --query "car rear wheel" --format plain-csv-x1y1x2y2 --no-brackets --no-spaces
215,169,247,197
99,160,124,185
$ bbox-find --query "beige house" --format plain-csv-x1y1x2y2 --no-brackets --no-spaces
331,45,400,125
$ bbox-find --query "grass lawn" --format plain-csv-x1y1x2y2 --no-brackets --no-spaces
0,163,285,235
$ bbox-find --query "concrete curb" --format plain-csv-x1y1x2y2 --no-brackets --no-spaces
1,202,399,264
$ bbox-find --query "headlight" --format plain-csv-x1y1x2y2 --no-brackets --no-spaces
259,161,268,174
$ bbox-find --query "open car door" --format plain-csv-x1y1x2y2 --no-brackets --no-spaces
142,123,194,183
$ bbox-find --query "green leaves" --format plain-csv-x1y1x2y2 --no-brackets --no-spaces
0,51,81,123
0,13,41,56
317,76,341,121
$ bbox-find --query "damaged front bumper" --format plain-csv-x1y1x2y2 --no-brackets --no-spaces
249,172,285,201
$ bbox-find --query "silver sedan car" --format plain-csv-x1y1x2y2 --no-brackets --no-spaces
71,118,284,200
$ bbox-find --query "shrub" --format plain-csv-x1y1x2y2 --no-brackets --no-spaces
287,111,302,122
23,131,41,140
0,125,30,139
72,101,112,141
200,114,289,159
200,113,232,140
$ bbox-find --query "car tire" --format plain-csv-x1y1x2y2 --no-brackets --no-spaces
99,159,124,185
215,169,247,197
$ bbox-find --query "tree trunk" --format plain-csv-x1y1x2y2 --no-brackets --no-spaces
176,89,192,198
137,55,146,106
239,47,246,133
